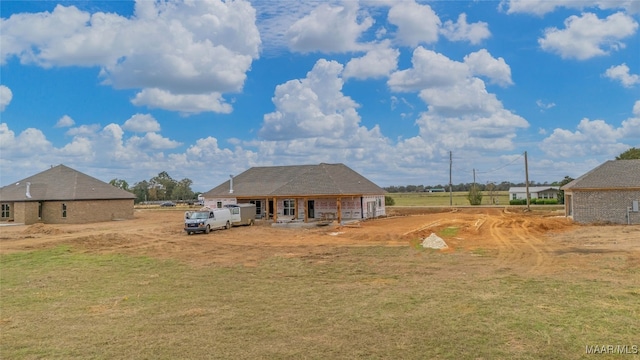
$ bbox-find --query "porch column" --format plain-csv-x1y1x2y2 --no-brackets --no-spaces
337,197,342,224
265,198,270,220
273,197,277,223
303,198,308,223
294,198,298,220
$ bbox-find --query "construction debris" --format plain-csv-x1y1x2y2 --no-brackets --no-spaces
421,233,448,249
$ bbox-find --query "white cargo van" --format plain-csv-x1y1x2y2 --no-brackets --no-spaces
184,207,232,235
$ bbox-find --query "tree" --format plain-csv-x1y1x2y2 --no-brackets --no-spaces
132,180,150,204
109,178,129,191
616,147,640,160
150,171,176,200
173,178,194,201
486,182,497,204
467,185,483,205
553,176,574,205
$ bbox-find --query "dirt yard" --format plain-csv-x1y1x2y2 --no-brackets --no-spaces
2,207,639,276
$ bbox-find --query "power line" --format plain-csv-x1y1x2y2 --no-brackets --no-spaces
475,152,525,174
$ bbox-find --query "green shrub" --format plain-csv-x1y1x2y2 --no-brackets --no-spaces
467,186,482,205
385,195,395,206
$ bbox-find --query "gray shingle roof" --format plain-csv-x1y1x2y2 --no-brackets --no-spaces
0,164,135,202
562,160,640,190
203,163,385,197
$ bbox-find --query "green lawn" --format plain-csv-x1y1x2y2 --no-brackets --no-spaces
2,245,638,359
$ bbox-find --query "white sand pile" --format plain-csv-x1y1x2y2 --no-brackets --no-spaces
421,233,448,249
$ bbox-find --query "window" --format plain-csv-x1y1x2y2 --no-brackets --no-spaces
217,201,222,209
38,202,43,219
62,203,67,218
283,199,295,216
1,204,9,218
512,194,517,200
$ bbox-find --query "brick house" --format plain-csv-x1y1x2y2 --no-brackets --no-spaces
562,159,640,224
0,164,135,225
202,163,386,224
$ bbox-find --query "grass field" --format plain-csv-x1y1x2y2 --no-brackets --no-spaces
388,191,510,206
2,244,638,359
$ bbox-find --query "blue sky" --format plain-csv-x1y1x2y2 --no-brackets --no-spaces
1,0,639,192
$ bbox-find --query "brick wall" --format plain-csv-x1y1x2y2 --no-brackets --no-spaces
11,202,40,225
41,199,134,224
571,190,640,224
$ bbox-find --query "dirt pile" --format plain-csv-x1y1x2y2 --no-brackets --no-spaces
421,233,448,249
22,223,67,235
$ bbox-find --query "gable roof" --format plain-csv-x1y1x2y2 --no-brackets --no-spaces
0,164,135,202
203,163,385,198
509,186,559,193
562,159,640,190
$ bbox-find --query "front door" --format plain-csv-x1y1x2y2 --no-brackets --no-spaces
307,200,315,218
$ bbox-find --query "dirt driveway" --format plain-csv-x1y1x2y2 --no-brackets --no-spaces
1,207,639,275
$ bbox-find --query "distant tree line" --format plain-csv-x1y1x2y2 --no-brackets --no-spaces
386,147,639,194
110,171,198,204
383,181,559,193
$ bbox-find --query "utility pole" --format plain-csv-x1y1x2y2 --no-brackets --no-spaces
449,151,453,206
524,151,530,211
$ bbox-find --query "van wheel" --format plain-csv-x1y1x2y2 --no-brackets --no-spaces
226,221,231,230
205,225,210,234
187,231,192,235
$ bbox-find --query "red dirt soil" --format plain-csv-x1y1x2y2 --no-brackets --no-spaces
1,207,639,275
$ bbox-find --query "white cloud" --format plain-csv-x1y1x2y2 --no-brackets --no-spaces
122,113,161,133
0,123,53,160
416,110,528,152
620,100,640,138
463,49,513,87
540,114,637,158
538,12,638,60
131,88,232,115
388,1,441,46
285,2,372,53
343,40,399,80
388,47,527,152
441,13,491,45
1,1,261,113
55,115,75,128
127,132,181,150
66,124,101,136
502,0,640,16
57,136,93,159
604,63,640,87
419,78,505,116
536,100,556,111
259,59,361,140
0,85,12,111
388,47,468,92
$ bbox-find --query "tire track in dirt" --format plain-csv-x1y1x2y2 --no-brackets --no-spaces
487,211,556,274
488,214,520,271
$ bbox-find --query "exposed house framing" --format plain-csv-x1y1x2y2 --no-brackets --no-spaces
202,163,386,224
